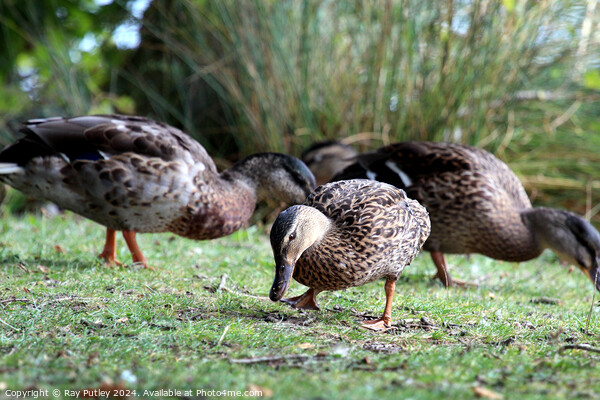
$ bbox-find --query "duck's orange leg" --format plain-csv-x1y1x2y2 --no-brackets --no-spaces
98,228,122,266
362,279,395,331
282,288,321,310
431,251,451,288
122,230,149,268
431,251,476,288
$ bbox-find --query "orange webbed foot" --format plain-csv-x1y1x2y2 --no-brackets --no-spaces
449,277,477,288
431,272,477,288
98,228,122,267
131,260,154,270
361,279,396,331
361,317,393,331
281,288,320,310
122,230,153,269
97,252,123,267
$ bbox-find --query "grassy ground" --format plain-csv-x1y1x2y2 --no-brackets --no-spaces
1,212,600,400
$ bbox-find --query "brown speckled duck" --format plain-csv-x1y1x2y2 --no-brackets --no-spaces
269,179,430,330
333,141,600,290
301,141,358,186
0,115,316,268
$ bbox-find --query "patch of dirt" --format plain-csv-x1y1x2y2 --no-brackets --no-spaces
330,304,359,314
177,306,211,321
382,317,440,334
177,306,317,329
80,319,108,330
0,346,15,355
149,323,177,331
362,342,403,354
260,312,317,327
486,336,515,347
529,297,562,305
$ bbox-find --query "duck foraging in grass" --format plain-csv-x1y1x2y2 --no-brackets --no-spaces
0,114,316,268
269,179,430,330
333,141,600,290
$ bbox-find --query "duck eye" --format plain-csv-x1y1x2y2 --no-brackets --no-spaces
288,232,296,241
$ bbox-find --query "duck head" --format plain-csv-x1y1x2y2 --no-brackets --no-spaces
269,205,330,301
301,141,358,186
525,208,600,291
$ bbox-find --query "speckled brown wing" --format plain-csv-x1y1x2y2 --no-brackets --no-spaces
293,179,430,291
80,115,216,168
13,115,217,170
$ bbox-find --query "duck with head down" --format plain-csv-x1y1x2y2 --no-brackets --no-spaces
269,179,430,330
333,141,600,291
0,114,316,268
301,141,358,186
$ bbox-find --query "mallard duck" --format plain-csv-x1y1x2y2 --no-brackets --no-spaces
333,141,600,290
301,141,358,186
0,115,316,268
269,179,430,330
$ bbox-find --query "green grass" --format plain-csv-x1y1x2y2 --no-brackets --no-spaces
1,212,600,399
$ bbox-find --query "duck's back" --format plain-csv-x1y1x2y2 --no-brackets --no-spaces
293,179,430,291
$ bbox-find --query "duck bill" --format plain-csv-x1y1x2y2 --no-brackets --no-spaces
269,259,295,301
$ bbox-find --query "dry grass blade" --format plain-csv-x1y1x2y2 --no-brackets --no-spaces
559,344,600,354
0,298,30,304
0,318,19,331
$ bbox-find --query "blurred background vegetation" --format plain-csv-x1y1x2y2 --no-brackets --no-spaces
0,0,600,220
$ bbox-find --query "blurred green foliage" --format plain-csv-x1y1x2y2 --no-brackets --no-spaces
0,0,599,217
0,0,133,123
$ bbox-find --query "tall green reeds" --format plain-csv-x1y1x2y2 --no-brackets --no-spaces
132,1,596,152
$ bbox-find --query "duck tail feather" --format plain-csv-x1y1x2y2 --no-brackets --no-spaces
0,163,24,174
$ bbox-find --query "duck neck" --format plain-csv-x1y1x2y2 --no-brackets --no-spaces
521,207,596,268
219,168,258,202
519,207,564,260
179,178,256,240
221,153,310,205
221,164,259,200
470,208,544,262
